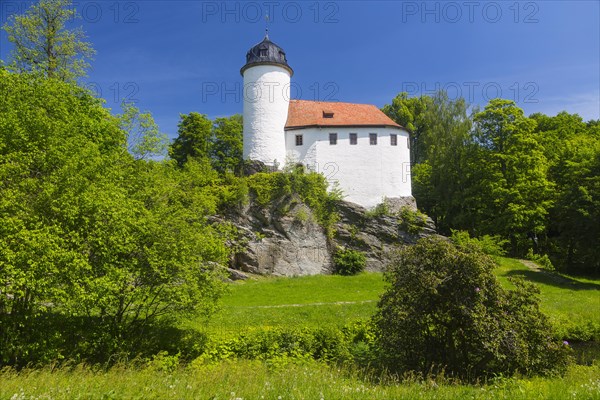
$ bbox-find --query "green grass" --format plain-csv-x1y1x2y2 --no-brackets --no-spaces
193,258,600,341
193,273,385,334
3,258,599,399
494,257,600,340
1,361,599,399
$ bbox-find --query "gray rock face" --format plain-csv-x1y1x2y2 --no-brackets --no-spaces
225,195,332,276
333,200,436,272
219,197,436,277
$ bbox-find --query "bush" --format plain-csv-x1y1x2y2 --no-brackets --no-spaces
526,248,555,271
246,167,340,234
398,206,427,234
333,248,367,276
450,230,508,256
373,237,571,380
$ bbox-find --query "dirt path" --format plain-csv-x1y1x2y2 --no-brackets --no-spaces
518,259,542,272
232,300,377,309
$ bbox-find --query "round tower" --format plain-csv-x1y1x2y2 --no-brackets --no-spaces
241,33,293,168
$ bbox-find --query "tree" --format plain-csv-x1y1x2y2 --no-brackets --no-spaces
382,92,432,164
2,0,95,82
0,70,227,365
119,102,169,160
210,114,243,174
169,112,213,167
471,99,553,253
383,91,472,232
531,112,600,273
373,237,571,380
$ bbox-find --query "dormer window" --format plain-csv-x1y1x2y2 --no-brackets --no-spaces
259,49,268,57
323,111,334,119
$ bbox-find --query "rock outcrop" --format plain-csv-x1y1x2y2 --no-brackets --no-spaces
216,194,436,277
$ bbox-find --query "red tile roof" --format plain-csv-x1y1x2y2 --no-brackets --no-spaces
285,100,402,130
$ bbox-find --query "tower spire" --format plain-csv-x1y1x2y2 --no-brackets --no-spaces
265,13,270,39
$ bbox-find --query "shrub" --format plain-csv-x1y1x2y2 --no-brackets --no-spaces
398,206,427,234
373,237,571,380
333,248,367,276
245,167,340,234
526,248,555,271
450,230,508,256
365,202,390,219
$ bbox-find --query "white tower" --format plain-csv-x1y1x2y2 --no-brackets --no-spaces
241,33,293,167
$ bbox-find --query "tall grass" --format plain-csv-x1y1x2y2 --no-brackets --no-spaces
1,361,599,399
3,258,599,399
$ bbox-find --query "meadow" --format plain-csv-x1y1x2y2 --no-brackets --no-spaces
1,258,599,399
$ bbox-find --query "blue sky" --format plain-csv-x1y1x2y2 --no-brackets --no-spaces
1,0,598,139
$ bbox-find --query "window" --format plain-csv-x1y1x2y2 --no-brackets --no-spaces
259,49,268,57
370,133,377,145
349,133,357,145
323,111,334,118
295,134,303,146
390,134,397,146
407,137,410,148
329,133,337,145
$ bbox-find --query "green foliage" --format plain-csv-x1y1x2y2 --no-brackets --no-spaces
526,249,555,271
2,0,95,82
471,100,553,253
373,237,571,380
450,230,508,256
118,102,168,160
194,323,373,365
0,71,227,366
531,112,600,274
210,114,243,174
364,202,390,219
245,167,341,233
398,206,427,235
334,248,367,276
382,92,434,164
169,112,213,166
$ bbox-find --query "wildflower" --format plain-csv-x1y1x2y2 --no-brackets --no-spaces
563,341,569,346
475,287,481,293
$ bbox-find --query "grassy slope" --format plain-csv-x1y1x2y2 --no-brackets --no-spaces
2,258,599,399
196,273,385,334
195,257,600,340
494,257,600,340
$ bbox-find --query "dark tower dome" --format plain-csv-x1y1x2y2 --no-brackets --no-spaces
240,33,293,76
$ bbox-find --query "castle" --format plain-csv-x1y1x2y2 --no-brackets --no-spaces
241,34,413,209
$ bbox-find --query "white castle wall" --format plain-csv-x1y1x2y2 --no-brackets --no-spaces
286,127,412,209
242,65,290,166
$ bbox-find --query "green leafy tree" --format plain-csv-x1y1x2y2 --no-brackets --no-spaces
531,112,600,273
373,237,571,380
0,70,226,365
119,102,169,160
2,0,95,81
382,92,432,164
471,99,553,253
384,91,472,232
210,114,243,174
169,112,213,167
